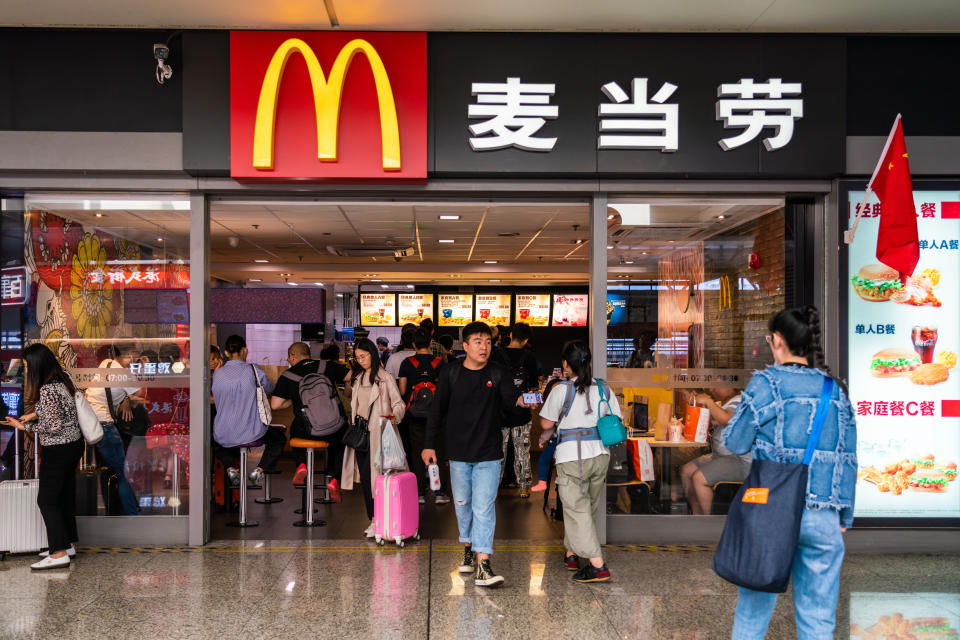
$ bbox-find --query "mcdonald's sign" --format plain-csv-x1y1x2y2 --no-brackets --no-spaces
230,32,427,180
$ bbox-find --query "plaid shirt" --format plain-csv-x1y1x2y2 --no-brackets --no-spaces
430,340,446,360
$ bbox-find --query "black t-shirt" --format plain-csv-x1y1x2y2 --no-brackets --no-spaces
272,359,331,432
426,361,519,462
398,354,445,384
322,360,349,387
501,347,539,427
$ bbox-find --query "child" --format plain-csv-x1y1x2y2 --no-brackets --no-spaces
531,379,562,492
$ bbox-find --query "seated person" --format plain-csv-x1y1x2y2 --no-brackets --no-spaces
680,387,748,514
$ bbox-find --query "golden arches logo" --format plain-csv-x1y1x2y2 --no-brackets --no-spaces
252,38,401,171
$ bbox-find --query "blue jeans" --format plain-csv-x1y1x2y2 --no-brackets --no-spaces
732,507,845,640
449,459,501,555
96,422,140,516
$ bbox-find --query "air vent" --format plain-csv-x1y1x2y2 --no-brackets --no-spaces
326,245,415,258
497,232,520,237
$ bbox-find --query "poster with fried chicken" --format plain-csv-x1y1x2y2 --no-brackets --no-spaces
847,190,960,518
850,593,960,640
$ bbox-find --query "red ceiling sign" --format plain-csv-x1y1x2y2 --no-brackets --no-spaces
230,31,427,181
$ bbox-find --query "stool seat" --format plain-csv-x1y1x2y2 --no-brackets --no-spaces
290,438,329,449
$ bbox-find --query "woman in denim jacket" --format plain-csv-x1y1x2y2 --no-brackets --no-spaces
722,306,857,640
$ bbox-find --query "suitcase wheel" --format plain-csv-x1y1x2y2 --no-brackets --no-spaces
376,536,384,546
414,532,421,541
396,539,404,548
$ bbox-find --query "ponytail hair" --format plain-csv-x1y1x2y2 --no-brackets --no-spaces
561,340,593,396
768,305,831,376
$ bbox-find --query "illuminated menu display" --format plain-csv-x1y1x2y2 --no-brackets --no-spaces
847,190,960,519
360,293,396,327
398,293,434,325
474,294,511,327
551,294,589,327
514,294,551,327
438,294,473,327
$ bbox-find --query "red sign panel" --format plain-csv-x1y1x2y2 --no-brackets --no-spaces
1,267,28,306
230,31,427,181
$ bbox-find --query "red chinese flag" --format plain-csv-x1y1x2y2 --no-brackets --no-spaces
868,115,919,276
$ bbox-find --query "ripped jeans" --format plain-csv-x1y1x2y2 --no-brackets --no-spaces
449,459,501,556
499,423,532,490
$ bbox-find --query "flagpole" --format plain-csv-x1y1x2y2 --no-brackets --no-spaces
844,113,902,245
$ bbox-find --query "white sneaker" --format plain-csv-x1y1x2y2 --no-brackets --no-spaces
31,554,70,571
39,545,76,558
364,522,376,538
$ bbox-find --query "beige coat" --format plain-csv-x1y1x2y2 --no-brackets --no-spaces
341,369,407,491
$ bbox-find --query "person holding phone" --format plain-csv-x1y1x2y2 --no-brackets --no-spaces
499,322,541,498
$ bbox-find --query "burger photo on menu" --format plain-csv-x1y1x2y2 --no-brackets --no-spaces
851,263,903,301
870,348,921,377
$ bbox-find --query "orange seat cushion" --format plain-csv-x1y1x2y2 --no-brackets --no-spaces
289,438,329,449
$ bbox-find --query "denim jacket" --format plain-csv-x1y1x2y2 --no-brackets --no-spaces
722,364,858,528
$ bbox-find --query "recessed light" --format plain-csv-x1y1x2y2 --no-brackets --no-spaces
95,212,103,218
448,274,462,278
716,215,726,220
575,239,583,244
380,284,389,289
607,214,615,220
254,259,269,263
438,239,455,243
625,260,634,264
489,279,501,283
314,282,323,286
439,215,460,220
279,273,293,277
407,285,415,289
248,278,262,282
287,282,298,286
361,273,378,278
607,245,613,250
336,293,343,297
642,251,649,255
484,260,498,264
370,279,382,282
157,237,164,243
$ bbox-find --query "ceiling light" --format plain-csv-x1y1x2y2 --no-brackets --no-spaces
642,251,649,255
279,273,293,277
157,237,164,243
438,239,455,243
607,214,615,220
380,284,389,289
439,215,460,220
95,212,103,218
254,259,269,263
484,260,498,264
716,215,726,220
625,260,634,264
575,239,583,244
448,274,462,278
336,294,343,297
489,279,501,283
314,282,323,286
406,285,415,289
287,282,298,286
248,278,262,282
361,273,378,278
607,245,613,250
370,279,382,282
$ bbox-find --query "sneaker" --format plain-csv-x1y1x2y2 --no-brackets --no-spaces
31,555,70,571
457,546,475,573
573,563,611,583
39,545,76,558
474,559,504,587
564,553,580,571
292,464,307,486
434,492,450,505
227,467,240,487
418,493,426,505
364,522,376,538
327,477,341,504
530,480,548,492
519,489,531,499
248,468,264,486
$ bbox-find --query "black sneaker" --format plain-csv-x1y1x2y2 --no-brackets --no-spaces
474,559,505,587
564,553,581,571
572,564,611,583
457,546,475,574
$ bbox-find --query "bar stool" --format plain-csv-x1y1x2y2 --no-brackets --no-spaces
290,438,328,528
226,439,263,528
255,470,283,505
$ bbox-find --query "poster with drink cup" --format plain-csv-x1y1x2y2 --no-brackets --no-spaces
398,293,434,325
438,294,473,327
475,294,511,327
514,294,551,327
846,189,960,519
360,293,397,327
551,294,589,327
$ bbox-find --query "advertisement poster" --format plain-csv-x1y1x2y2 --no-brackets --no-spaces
552,294,589,327
438,294,473,327
607,293,627,325
360,293,396,327
847,190,960,519
398,293,433,325
475,294,511,327
850,593,960,639
514,294,551,327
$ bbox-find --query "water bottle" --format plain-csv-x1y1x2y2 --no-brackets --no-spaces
428,463,441,491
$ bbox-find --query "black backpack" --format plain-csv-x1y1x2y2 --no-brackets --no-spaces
406,356,443,419
505,349,532,419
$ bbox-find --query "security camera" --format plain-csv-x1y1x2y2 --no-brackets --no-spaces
153,43,173,85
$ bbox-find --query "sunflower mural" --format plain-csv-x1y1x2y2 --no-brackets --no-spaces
69,233,115,346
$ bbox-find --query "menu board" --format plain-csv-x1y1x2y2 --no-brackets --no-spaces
438,294,473,327
847,190,960,519
474,294,511,326
607,293,627,325
360,293,396,327
514,294,551,327
552,294,589,327
398,293,433,325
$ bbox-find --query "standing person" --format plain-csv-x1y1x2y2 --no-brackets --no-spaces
272,342,346,498
2,344,84,570
375,337,392,367
397,328,449,505
499,322,540,498
319,344,350,387
423,322,527,587
212,335,286,487
385,324,417,379
437,334,455,361
419,318,446,360
342,338,406,538
723,306,857,639
537,340,616,583
626,333,655,368
84,342,141,515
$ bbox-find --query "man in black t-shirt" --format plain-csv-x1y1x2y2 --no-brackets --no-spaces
423,322,528,588
398,329,449,505
499,322,540,498
271,342,346,496
318,344,350,387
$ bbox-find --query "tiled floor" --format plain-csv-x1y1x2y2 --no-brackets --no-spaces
1,539,958,639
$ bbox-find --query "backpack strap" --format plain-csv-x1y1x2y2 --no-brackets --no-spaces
281,370,302,383
430,357,442,369
407,356,419,368
556,381,577,427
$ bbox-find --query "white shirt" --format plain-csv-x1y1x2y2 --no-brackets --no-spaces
385,349,415,380
85,359,140,423
540,379,622,464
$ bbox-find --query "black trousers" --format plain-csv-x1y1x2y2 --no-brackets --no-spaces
355,446,375,520
291,421,345,481
400,416,449,493
213,426,286,473
37,438,84,553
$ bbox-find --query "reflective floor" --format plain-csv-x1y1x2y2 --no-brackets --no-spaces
1,539,958,639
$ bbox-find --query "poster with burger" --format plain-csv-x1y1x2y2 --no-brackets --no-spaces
846,189,960,519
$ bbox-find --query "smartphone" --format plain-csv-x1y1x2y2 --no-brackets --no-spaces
523,392,543,404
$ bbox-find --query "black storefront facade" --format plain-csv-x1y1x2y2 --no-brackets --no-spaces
1,30,958,546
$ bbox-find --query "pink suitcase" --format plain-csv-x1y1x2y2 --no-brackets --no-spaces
373,470,420,547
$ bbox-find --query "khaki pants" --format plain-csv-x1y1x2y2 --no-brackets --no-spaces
556,454,609,560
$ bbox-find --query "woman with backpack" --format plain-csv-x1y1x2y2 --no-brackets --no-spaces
722,306,857,639
342,338,407,538
537,340,619,583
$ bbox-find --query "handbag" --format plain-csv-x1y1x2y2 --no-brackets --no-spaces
106,386,151,437
343,386,377,453
75,391,103,445
251,365,272,425
712,377,835,593
595,378,627,447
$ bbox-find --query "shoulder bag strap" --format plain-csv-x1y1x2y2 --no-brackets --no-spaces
802,377,835,466
105,385,119,422
595,377,615,416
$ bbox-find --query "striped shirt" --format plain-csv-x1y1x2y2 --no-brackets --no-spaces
212,359,275,448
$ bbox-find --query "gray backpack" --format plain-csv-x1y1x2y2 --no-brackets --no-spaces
281,361,346,437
